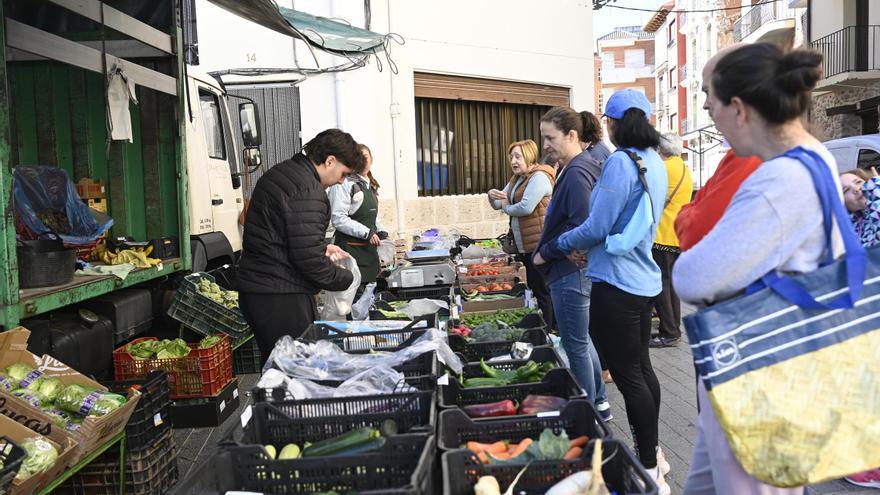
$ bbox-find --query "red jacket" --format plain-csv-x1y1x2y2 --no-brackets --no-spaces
675,150,763,251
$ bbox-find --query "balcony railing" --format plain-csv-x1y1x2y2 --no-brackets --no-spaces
812,26,880,79
733,2,798,42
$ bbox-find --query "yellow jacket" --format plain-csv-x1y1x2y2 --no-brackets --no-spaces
655,156,693,247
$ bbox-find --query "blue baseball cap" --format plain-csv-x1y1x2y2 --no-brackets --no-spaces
603,89,653,120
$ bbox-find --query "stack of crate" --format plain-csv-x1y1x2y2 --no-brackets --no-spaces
57,371,178,495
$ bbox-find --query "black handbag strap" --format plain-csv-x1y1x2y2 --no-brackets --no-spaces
618,150,656,221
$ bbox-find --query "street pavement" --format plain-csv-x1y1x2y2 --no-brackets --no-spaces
601,305,874,494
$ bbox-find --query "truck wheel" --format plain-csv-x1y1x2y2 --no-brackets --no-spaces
192,241,208,273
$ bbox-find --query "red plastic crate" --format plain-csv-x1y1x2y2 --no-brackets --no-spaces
112,335,233,399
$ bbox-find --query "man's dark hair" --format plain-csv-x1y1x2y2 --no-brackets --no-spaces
303,129,366,173
611,108,661,149
579,111,603,143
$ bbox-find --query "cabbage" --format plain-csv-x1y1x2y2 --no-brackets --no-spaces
37,378,64,403
0,371,13,392
156,339,190,359
199,335,222,349
6,363,32,383
55,384,126,417
127,340,160,360
128,339,191,360
15,437,59,481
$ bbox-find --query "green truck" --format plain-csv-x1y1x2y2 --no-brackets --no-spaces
0,0,262,330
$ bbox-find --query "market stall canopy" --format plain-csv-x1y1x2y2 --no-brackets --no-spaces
205,0,395,65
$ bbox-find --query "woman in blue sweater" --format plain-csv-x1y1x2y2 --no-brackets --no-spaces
538,90,669,493
532,106,611,423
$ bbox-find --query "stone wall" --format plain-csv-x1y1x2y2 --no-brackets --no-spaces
811,81,880,141
377,194,509,242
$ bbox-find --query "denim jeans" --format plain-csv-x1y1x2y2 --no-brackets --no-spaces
549,268,606,404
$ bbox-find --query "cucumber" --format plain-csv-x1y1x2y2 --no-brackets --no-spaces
301,427,380,457
326,437,386,457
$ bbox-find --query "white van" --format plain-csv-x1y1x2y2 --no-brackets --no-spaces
824,135,880,174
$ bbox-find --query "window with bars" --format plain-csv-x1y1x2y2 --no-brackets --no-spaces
414,98,550,197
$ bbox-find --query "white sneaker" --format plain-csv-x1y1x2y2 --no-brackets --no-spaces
657,446,671,476
647,466,672,495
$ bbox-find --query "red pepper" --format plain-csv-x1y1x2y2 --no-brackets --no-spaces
518,395,568,415
462,399,517,418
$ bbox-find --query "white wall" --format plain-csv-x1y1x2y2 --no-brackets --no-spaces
195,0,594,210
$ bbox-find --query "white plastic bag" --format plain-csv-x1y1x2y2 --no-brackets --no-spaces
378,240,396,266
351,282,376,321
395,298,448,318
320,256,361,320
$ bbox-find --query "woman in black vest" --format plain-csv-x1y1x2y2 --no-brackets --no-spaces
329,144,389,296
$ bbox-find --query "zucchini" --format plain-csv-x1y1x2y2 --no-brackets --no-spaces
327,437,386,457
301,428,381,457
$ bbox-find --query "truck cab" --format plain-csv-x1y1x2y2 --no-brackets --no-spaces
184,69,261,271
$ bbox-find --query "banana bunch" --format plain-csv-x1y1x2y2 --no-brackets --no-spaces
94,242,160,268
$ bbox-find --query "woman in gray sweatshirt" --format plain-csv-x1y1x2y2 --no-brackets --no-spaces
672,43,843,494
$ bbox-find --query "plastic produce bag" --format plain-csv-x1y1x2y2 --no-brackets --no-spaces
55,384,126,417
264,328,462,380
394,298,448,318
13,166,113,245
320,256,361,321
377,240,396,265
351,282,376,321
262,366,417,401
15,437,59,481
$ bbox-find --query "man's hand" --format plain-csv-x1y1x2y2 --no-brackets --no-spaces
488,189,507,201
532,252,547,266
369,234,381,246
325,244,350,262
567,250,586,268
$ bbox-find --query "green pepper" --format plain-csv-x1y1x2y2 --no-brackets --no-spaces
463,377,511,388
514,361,540,380
479,359,497,378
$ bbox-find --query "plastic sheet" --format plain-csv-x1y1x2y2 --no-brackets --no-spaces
319,256,361,320
351,282,376,321
256,366,416,400
394,298,448,318
264,328,463,379
377,240,396,265
13,166,113,245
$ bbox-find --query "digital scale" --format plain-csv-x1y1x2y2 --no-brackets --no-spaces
387,249,457,288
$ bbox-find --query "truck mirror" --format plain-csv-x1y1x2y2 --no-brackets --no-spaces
239,102,262,148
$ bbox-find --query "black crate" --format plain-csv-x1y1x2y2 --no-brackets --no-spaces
232,334,261,375
56,428,179,495
167,272,249,341
0,436,25,495
82,289,154,345
229,433,435,495
148,236,179,260
250,390,436,433
442,438,656,495
300,317,433,352
244,399,432,447
170,377,240,428
454,346,562,377
438,368,586,410
380,285,453,301
437,400,611,451
454,312,545,331
447,328,551,362
104,370,172,453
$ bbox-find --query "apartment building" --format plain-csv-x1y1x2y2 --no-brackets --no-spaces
808,0,880,140
597,26,657,124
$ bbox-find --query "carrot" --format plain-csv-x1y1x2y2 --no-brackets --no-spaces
563,446,583,460
489,452,512,460
467,441,487,453
487,441,508,454
569,436,589,448
508,438,533,458
477,451,489,464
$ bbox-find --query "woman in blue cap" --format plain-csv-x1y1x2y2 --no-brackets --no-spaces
536,89,670,493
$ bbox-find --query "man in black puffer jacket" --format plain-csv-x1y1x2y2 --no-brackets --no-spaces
238,129,367,361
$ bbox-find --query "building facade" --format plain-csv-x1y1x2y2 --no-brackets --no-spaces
596,26,657,124
194,0,595,240
807,0,880,141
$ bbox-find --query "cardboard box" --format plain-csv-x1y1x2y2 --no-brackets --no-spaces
460,296,526,313
74,178,105,199
0,328,139,465
86,198,107,213
0,414,77,495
